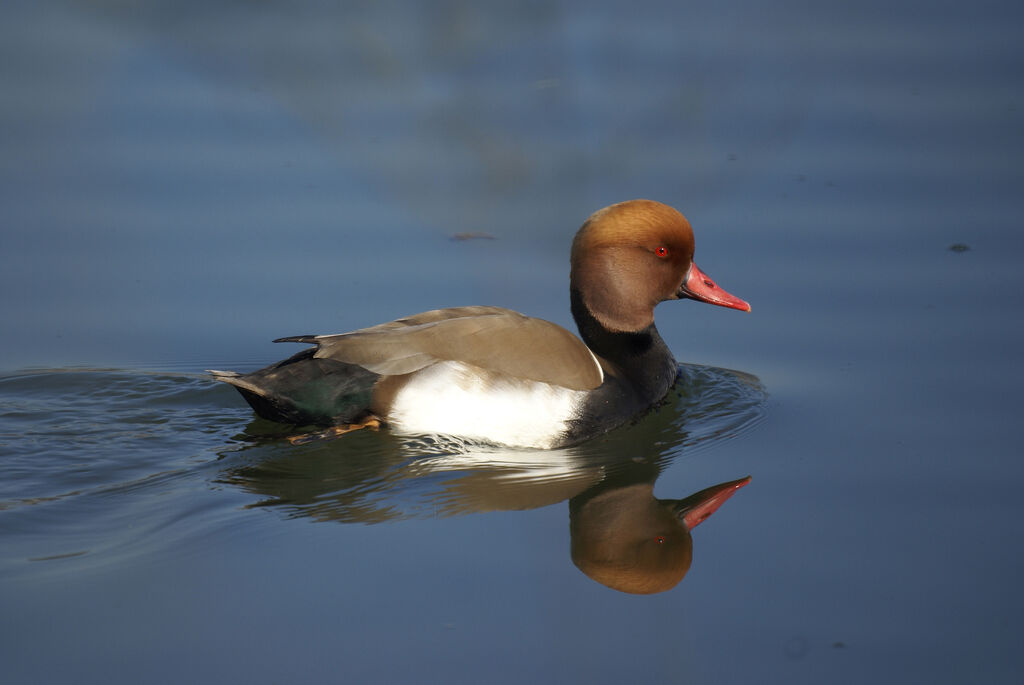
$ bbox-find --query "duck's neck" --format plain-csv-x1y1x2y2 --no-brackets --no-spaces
570,288,678,400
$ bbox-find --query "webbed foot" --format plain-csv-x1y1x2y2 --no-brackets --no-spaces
287,415,382,445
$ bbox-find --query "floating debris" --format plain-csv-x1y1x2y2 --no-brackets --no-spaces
948,243,970,252
450,232,497,242
29,550,89,562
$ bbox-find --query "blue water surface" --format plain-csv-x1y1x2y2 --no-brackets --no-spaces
2,1,1023,683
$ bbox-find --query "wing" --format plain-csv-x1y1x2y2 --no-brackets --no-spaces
276,306,603,391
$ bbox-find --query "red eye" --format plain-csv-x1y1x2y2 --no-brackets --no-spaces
655,246,669,258
655,536,666,544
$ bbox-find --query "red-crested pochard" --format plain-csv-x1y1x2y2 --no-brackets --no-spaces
210,199,750,448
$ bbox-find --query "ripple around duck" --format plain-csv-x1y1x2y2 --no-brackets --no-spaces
217,363,768,522
0,364,766,529
0,369,249,508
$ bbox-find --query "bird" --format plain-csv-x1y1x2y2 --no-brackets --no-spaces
209,199,750,448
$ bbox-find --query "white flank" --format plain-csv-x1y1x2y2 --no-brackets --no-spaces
385,361,587,449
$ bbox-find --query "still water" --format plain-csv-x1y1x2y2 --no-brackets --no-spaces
2,1,1024,683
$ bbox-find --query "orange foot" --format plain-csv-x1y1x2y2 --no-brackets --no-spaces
287,415,382,445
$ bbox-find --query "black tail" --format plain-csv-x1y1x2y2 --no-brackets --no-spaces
211,348,379,425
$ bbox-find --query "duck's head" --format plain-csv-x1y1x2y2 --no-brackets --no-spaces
570,199,750,332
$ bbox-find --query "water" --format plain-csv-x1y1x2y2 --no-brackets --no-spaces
3,1,1024,683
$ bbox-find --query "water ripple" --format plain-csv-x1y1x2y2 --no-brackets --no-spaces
0,364,765,570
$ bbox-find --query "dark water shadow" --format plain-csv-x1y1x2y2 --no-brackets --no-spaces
217,363,767,593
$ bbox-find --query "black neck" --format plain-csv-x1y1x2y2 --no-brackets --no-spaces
570,288,678,400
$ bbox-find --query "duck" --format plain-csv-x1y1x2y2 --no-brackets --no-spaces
210,199,750,448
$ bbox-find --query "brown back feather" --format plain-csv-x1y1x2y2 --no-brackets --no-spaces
309,306,603,391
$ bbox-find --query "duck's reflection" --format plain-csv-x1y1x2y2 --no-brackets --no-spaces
570,464,749,594
217,363,763,594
